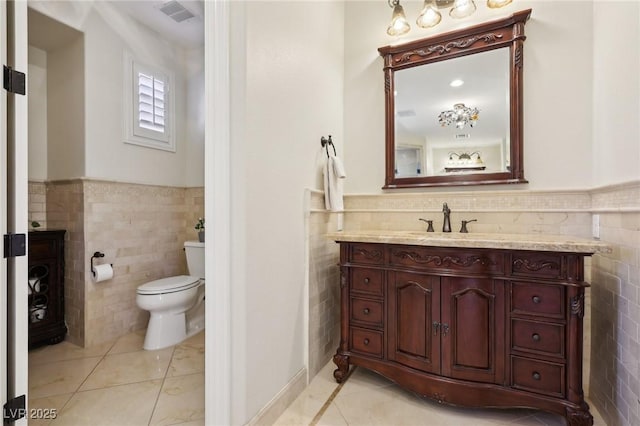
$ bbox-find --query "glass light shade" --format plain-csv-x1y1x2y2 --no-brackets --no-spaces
450,0,477,19
487,0,513,8
417,0,442,28
387,4,410,36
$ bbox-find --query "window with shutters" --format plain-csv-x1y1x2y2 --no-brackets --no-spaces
124,57,176,152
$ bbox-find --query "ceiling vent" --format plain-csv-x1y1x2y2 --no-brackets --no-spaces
159,1,195,23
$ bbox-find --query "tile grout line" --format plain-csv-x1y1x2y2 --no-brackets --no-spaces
147,345,177,426
37,337,120,422
308,366,356,426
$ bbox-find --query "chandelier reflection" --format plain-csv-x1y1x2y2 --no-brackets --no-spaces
438,103,480,129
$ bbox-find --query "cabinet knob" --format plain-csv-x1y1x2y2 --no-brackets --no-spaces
532,372,541,381
532,295,541,304
364,277,370,284
363,338,370,346
363,308,370,315
532,333,541,342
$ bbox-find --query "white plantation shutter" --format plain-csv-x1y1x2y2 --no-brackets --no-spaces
125,59,174,151
138,72,166,133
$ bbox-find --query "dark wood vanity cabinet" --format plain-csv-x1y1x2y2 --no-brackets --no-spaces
333,242,593,426
28,230,67,348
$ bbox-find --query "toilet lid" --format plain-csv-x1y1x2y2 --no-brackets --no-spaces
136,275,200,295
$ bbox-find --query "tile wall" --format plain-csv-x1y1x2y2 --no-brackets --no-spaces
307,181,640,424
28,179,204,347
307,190,341,378
589,182,640,426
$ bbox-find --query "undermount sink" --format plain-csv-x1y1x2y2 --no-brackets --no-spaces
326,230,612,254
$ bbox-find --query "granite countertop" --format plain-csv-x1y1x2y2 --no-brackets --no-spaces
326,230,612,254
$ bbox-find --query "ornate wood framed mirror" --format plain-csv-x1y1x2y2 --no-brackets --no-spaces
379,9,531,188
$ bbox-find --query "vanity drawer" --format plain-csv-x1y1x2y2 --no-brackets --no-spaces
511,253,563,280
511,282,565,319
348,243,384,265
350,327,384,358
350,297,384,328
350,268,384,297
389,246,504,275
511,356,565,398
511,319,565,358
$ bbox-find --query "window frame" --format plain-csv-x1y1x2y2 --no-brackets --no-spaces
123,54,176,152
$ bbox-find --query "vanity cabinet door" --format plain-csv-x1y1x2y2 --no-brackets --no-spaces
387,271,441,374
440,277,505,384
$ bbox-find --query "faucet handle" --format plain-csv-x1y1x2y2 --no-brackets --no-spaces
460,219,477,233
418,218,435,232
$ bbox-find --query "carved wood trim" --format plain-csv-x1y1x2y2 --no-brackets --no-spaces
570,294,585,318
396,33,504,64
353,248,383,261
393,250,496,268
513,258,559,272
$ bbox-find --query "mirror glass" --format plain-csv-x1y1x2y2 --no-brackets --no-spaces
394,48,510,178
379,9,531,188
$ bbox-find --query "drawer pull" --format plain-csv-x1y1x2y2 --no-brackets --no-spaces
532,333,541,342
433,321,440,335
363,338,370,346
363,308,370,315
532,372,541,381
441,323,449,337
532,295,541,304
364,277,370,284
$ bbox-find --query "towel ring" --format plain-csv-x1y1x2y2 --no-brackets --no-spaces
321,135,336,158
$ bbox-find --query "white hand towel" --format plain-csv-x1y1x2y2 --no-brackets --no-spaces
323,154,346,211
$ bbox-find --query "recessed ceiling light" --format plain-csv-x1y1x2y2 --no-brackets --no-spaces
450,79,464,87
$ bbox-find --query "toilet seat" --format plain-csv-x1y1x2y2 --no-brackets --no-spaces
136,275,200,295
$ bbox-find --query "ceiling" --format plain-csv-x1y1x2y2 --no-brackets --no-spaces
29,1,204,51
110,0,204,48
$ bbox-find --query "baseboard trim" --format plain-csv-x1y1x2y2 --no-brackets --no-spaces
246,367,307,426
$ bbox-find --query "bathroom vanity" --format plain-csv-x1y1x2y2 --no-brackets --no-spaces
28,230,67,348
328,231,610,426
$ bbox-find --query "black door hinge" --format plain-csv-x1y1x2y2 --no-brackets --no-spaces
3,65,26,95
3,233,26,258
3,395,26,423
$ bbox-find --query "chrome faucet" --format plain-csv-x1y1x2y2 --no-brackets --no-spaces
442,203,451,233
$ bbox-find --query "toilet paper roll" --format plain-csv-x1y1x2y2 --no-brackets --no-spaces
92,264,114,283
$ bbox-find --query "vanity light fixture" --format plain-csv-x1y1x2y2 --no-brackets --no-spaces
387,0,411,36
450,0,477,19
438,103,480,129
416,0,442,29
387,0,514,35
487,0,513,8
445,151,485,172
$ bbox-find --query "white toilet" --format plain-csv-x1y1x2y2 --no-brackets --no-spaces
136,241,205,350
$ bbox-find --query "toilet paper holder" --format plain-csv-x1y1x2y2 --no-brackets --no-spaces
91,251,112,277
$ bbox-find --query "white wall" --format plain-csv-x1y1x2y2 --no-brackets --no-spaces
344,1,600,193
592,1,640,186
229,1,344,422
47,34,85,180
28,1,204,187
27,45,47,181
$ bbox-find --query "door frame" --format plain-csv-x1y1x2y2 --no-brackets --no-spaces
2,0,29,425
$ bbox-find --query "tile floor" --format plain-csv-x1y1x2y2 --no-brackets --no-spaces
274,361,608,426
28,330,204,426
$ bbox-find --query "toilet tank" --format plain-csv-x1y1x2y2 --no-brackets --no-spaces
184,241,205,278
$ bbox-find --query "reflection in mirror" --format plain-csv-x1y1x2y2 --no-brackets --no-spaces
394,48,510,177
379,9,531,188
